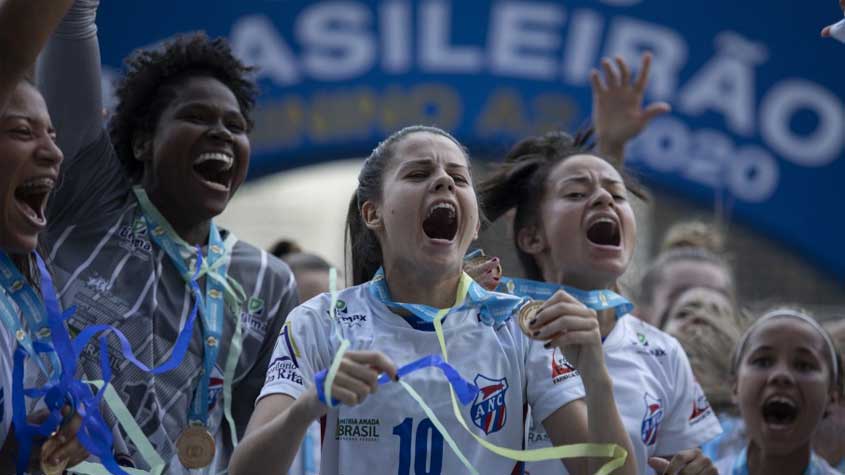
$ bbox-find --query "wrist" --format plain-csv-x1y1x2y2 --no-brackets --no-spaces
291,389,328,424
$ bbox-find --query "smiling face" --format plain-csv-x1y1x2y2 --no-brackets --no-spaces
735,317,837,454
0,82,63,254
136,75,250,223
521,154,636,289
365,131,479,279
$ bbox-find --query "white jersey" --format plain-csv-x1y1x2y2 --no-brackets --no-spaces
525,315,722,475
0,324,12,451
714,450,844,475
259,284,586,475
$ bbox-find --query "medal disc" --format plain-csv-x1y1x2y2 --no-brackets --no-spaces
176,425,216,469
518,300,543,336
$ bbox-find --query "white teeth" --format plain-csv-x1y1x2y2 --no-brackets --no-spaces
767,396,797,407
194,152,233,171
427,202,456,218
17,177,56,194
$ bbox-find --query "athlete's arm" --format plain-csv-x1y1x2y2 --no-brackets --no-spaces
0,0,75,113
649,449,719,475
532,290,637,475
229,351,398,475
821,0,845,41
591,52,670,167
35,0,103,161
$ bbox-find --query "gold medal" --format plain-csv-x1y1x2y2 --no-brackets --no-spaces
40,434,69,475
176,425,216,469
518,300,544,337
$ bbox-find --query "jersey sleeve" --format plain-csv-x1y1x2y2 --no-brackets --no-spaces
524,335,586,426
654,339,723,455
257,300,334,402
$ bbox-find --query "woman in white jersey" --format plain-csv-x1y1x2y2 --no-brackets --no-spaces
714,307,844,475
0,0,90,469
476,128,723,474
230,125,638,475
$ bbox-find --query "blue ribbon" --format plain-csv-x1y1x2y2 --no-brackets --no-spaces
731,447,825,475
497,277,633,318
315,354,479,407
368,268,526,327
11,252,203,475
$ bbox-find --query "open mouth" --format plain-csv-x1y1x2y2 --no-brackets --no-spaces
761,396,799,426
192,152,234,189
14,177,54,225
586,218,621,247
422,201,458,241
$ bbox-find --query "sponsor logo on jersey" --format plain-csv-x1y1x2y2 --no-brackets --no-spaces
335,417,381,441
326,299,368,327
241,297,268,337
641,393,664,446
551,347,579,384
689,383,713,424
631,332,666,357
117,222,154,256
265,356,303,386
208,366,224,411
279,321,301,368
471,374,509,435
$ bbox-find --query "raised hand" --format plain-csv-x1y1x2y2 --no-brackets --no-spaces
648,449,718,475
821,0,845,39
324,351,398,407
525,290,603,371
591,53,671,166
463,256,502,291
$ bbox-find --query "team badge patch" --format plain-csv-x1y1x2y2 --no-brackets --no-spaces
689,383,713,424
471,374,509,435
551,347,579,384
641,393,664,446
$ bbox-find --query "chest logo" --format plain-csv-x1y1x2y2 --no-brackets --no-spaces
471,374,509,435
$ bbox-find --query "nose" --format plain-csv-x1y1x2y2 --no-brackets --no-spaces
207,122,233,143
35,136,64,168
768,361,796,387
590,187,614,208
431,169,455,193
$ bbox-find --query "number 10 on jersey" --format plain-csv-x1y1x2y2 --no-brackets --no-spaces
392,418,445,475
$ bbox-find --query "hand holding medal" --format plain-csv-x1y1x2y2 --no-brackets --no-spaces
518,290,603,370
462,250,502,291
39,406,87,475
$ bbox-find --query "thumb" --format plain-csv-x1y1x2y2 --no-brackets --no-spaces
642,102,672,123
822,25,832,37
648,457,670,474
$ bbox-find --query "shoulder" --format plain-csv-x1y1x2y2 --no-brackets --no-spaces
618,314,685,358
289,284,374,329
230,238,296,289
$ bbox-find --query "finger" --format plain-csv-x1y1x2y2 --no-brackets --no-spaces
348,351,398,382
677,454,714,475
590,69,606,94
840,0,845,12
822,25,832,37
330,385,364,406
530,302,595,330
615,55,631,85
634,52,653,93
601,58,620,88
665,450,701,475
338,359,380,393
333,372,373,400
545,330,601,349
48,438,86,467
642,102,672,122
533,315,597,340
648,457,671,474
545,288,583,307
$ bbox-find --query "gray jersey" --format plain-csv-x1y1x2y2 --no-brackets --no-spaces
41,130,298,473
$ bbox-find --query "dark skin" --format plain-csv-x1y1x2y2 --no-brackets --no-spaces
132,75,250,245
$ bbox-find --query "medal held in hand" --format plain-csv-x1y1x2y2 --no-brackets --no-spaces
518,300,543,336
40,434,69,475
176,425,217,469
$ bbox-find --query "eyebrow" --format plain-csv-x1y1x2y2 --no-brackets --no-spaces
178,102,244,117
1,114,55,131
397,158,469,172
559,175,623,187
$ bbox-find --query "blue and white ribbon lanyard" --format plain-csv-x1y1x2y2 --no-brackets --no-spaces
497,276,633,318
133,188,230,433
731,447,825,475
0,252,61,380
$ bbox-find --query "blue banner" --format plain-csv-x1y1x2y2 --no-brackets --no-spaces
96,0,845,281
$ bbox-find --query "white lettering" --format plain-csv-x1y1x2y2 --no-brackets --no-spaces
760,80,845,167
562,10,604,85
231,15,300,85
489,2,564,80
419,0,482,73
297,2,376,81
727,146,779,202
381,1,411,73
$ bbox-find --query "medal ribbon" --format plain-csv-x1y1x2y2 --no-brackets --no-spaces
132,188,237,438
318,269,628,475
498,277,633,318
731,447,825,475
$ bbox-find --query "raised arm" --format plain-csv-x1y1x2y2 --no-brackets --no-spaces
821,0,845,42
591,53,671,167
35,0,103,160
0,0,75,112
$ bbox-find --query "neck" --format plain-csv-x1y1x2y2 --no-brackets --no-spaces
383,262,461,309
144,183,211,246
541,265,619,337
747,441,812,475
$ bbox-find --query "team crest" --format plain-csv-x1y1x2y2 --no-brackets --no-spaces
471,374,509,435
641,393,664,446
689,384,713,424
551,348,578,384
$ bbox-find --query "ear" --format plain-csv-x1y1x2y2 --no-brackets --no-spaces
730,379,739,405
361,200,383,232
132,133,152,162
516,224,546,256
825,386,840,418
473,218,481,240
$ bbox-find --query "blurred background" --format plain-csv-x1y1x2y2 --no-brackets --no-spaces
97,0,844,318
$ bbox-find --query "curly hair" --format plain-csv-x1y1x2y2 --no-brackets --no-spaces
109,32,257,181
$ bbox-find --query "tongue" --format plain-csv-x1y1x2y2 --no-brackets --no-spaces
422,208,457,241
15,190,45,220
